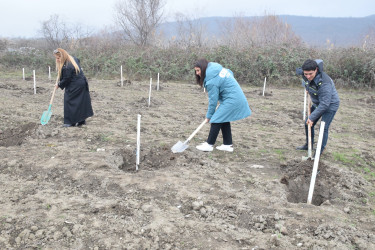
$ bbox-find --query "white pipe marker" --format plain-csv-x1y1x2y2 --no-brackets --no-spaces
303,90,307,121
157,72,160,91
136,114,141,171
148,78,152,107
48,66,51,80
33,70,36,94
121,65,123,87
307,121,326,205
23,68,25,80
262,77,267,96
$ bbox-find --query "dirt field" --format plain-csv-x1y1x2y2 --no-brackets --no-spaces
0,74,374,249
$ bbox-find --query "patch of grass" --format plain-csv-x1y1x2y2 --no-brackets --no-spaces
332,152,352,164
274,149,286,162
99,133,113,142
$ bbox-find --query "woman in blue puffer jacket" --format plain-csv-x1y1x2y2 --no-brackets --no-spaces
194,58,251,152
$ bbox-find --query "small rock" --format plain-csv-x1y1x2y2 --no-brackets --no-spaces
97,148,105,152
321,200,331,206
192,201,203,211
280,226,288,235
344,207,351,214
297,242,303,247
297,212,303,217
141,204,153,213
270,234,280,246
225,167,231,174
30,226,38,232
274,213,280,220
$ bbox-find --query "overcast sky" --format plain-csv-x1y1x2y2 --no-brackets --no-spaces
1,0,374,38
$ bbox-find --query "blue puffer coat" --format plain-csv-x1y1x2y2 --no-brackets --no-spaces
204,62,251,123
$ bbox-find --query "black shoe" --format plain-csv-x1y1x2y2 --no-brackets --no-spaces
296,144,308,150
76,120,86,127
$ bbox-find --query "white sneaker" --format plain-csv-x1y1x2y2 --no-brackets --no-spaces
216,144,233,152
196,142,213,152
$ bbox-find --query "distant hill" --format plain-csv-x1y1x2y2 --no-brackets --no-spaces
159,15,375,47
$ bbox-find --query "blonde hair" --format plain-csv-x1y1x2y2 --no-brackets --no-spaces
54,48,80,80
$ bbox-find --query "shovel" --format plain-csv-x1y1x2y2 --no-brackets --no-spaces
171,119,207,153
41,81,58,125
302,95,314,161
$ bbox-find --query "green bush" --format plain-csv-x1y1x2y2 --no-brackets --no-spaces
1,43,374,88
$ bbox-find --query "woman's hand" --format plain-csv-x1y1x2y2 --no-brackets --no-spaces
205,118,210,123
55,83,59,89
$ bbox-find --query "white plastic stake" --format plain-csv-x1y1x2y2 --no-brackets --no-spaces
262,77,267,96
121,65,123,87
303,90,307,121
148,78,152,107
136,114,141,171
22,68,25,80
33,70,36,94
307,121,326,205
157,72,160,91
48,66,51,80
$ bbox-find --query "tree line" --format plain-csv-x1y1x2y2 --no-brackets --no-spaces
0,0,374,88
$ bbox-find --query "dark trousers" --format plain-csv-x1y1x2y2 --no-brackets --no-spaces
305,106,337,153
207,122,232,145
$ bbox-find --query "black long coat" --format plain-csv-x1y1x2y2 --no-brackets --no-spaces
58,58,93,124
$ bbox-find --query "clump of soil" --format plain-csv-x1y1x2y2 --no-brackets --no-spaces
0,122,38,147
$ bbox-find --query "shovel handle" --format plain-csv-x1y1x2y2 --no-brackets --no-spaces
49,77,59,105
185,119,207,143
307,95,312,157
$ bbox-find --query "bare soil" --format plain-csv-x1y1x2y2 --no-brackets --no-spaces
0,76,374,249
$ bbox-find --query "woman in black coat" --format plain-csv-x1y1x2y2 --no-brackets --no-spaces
54,48,93,127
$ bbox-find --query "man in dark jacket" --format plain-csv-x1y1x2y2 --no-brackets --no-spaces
296,59,340,154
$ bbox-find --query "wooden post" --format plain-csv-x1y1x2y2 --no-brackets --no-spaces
136,114,141,171
121,65,123,87
33,70,36,94
148,78,152,107
262,77,267,96
157,72,159,91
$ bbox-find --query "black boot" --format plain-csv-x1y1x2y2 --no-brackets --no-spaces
77,120,86,127
296,144,308,150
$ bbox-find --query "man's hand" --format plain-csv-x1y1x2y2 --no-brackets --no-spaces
306,118,313,126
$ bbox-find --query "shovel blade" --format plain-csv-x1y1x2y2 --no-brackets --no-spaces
40,110,52,125
171,141,189,153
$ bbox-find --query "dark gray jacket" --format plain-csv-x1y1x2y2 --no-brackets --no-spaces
296,60,340,122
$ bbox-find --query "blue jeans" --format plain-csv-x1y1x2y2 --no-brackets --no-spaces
305,107,337,153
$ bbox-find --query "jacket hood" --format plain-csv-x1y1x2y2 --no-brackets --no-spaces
204,62,223,83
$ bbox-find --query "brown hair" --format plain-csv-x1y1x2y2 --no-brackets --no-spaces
54,48,80,80
194,58,209,87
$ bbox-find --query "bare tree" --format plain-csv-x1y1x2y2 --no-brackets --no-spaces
39,14,70,49
114,0,165,46
220,14,255,49
39,14,93,50
220,13,301,48
170,12,207,48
